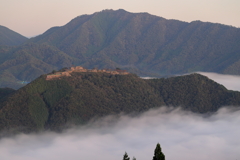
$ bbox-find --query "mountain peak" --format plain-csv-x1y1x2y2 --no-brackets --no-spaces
0,25,28,46
2,10,240,89
97,9,128,13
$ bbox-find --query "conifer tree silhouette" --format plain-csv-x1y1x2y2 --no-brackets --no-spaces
152,143,165,160
123,152,130,160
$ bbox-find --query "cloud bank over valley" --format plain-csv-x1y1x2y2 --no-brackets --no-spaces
0,107,239,160
198,72,240,91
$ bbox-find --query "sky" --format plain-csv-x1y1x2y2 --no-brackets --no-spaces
0,0,240,37
0,72,240,160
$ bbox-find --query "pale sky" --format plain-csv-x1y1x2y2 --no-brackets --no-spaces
1,0,240,37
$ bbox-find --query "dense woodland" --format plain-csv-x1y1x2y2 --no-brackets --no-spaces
0,9,240,89
0,71,240,135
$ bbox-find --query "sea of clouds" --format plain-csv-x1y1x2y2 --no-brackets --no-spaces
198,72,240,91
0,72,240,160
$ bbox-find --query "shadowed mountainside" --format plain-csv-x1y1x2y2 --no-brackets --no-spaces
30,9,240,75
0,25,28,46
0,43,77,89
0,71,240,134
1,9,240,89
0,88,15,102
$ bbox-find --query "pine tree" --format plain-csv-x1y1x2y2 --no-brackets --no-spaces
123,152,130,160
152,143,165,160
132,156,136,160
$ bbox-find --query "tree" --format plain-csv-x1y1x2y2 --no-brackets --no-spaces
132,156,136,160
123,152,130,160
152,143,165,160
116,67,121,70
51,70,57,74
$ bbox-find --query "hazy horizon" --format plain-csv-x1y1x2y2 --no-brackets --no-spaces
1,0,240,37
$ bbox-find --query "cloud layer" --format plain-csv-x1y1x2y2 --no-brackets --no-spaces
198,72,240,91
0,107,239,160
1,72,240,160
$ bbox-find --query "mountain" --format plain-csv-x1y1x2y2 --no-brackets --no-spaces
0,70,240,134
1,9,240,89
0,88,15,102
0,25,28,46
0,43,77,89
30,9,240,75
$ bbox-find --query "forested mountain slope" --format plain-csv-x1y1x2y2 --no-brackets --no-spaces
0,71,239,134
31,9,240,75
0,88,15,102
1,9,240,89
0,25,28,46
0,43,76,89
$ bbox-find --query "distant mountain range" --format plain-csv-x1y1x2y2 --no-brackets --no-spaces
1,71,240,135
0,25,28,46
1,9,240,89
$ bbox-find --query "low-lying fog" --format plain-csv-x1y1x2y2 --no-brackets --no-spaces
0,72,239,160
198,72,240,91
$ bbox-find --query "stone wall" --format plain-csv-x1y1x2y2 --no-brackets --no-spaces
46,66,129,80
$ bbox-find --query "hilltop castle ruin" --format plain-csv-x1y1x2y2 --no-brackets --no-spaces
46,66,129,80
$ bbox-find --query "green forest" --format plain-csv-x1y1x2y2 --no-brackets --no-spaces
0,71,240,135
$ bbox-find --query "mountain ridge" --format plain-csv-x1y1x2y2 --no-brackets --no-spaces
0,9,240,89
27,9,240,75
0,70,240,135
0,25,28,46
